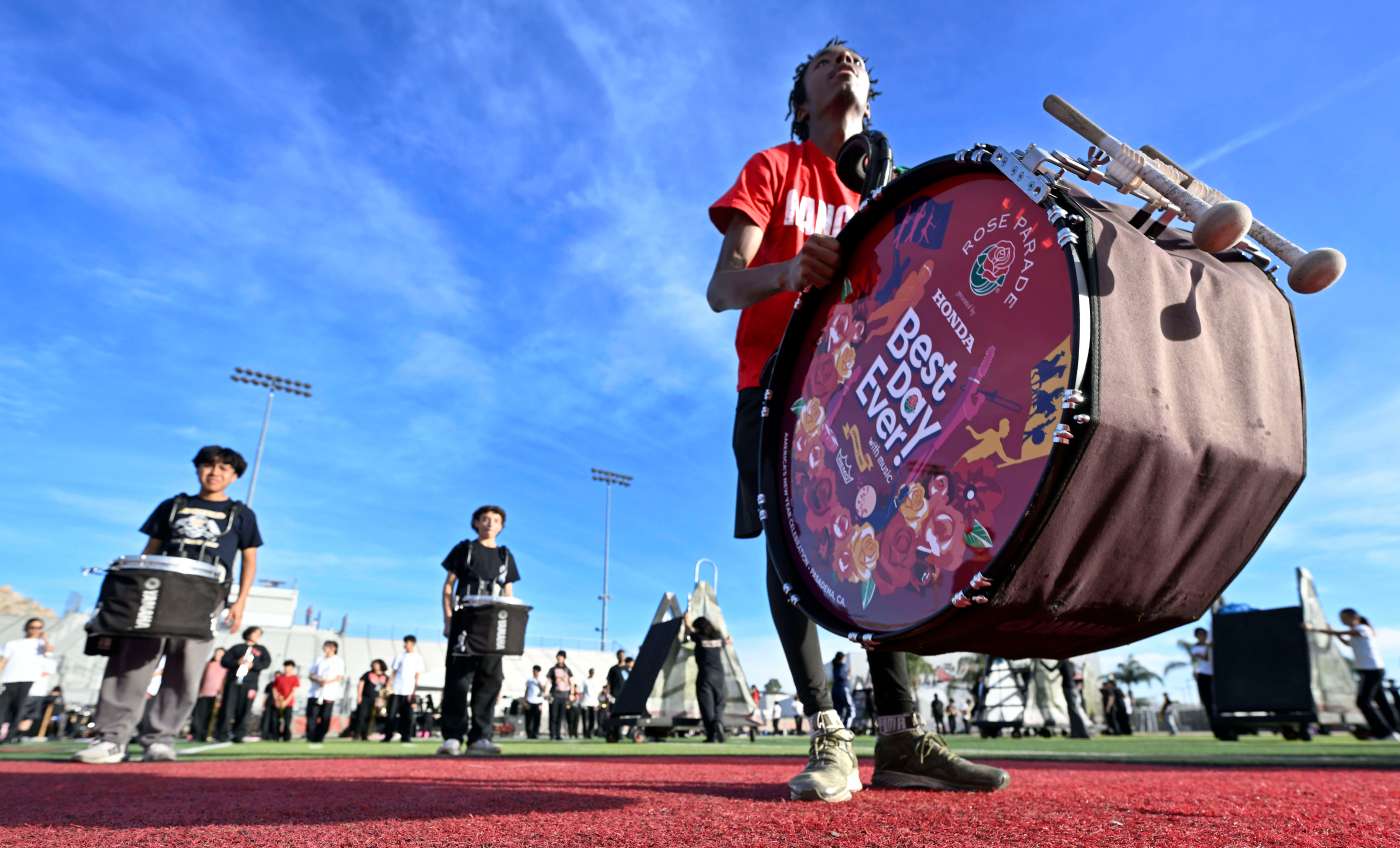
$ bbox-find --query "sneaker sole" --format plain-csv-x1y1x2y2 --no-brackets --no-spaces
73,754,125,765
789,768,862,802
870,770,1010,792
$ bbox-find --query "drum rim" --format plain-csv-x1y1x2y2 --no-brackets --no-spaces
110,554,226,582
758,147,1094,645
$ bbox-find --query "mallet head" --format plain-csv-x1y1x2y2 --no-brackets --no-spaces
1287,247,1346,294
1192,200,1253,254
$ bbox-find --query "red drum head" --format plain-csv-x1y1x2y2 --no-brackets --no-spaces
762,156,1085,640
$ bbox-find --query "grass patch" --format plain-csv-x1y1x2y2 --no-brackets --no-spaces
4,731,1398,767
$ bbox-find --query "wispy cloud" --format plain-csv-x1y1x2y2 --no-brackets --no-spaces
1188,54,1400,169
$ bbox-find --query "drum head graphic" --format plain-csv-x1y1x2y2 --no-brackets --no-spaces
763,166,1081,637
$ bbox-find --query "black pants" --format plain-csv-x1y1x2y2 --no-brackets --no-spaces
190,695,217,741
0,682,33,741
696,674,726,742
216,682,257,741
524,703,542,739
549,695,569,740
1358,670,1398,738
1195,674,1215,731
352,698,377,739
272,705,294,741
582,706,596,738
306,699,334,742
441,654,503,744
385,694,415,741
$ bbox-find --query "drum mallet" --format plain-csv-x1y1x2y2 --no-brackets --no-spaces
1043,95,1253,256
1142,144,1345,294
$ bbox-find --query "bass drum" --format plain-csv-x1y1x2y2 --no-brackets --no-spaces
759,145,1304,659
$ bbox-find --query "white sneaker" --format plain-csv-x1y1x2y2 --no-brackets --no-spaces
1386,732,1400,742
466,738,502,756
436,739,462,756
72,740,125,764
142,742,177,762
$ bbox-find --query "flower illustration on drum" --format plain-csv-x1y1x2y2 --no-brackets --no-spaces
847,522,880,583
833,342,857,383
899,482,929,528
970,239,1016,296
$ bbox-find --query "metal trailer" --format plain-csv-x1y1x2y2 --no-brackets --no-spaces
1211,567,1365,741
607,560,760,741
972,656,1095,738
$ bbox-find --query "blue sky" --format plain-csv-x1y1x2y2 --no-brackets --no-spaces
2,1,1398,700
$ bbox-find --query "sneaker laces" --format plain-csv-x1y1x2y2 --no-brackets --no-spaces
912,730,962,766
809,726,854,766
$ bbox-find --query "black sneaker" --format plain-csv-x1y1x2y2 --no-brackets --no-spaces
871,715,1009,792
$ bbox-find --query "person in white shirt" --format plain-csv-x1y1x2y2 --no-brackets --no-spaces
305,640,347,744
385,636,425,743
523,666,545,739
1308,608,1400,741
579,669,600,739
1188,627,1215,732
0,618,54,743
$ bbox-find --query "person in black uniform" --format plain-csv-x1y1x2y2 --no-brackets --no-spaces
217,626,270,742
683,612,732,743
437,504,520,757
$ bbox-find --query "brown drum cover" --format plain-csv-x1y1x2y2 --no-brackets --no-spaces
912,186,1305,657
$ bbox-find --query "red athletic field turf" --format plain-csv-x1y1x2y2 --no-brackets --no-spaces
1,757,1397,848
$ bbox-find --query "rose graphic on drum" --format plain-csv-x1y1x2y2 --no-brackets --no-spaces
761,164,1085,638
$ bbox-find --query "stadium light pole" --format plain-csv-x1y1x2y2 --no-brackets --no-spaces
591,467,632,651
229,367,312,507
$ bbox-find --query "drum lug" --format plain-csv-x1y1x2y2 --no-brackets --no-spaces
760,404,769,418
1073,414,1092,425
1061,390,1086,410
787,593,801,606
968,572,993,590
951,591,989,608
781,582,793,594
991,146,1051,204
1053,423,1074,445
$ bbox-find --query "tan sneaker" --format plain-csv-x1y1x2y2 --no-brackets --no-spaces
788,710,862,803
871,714,1009,792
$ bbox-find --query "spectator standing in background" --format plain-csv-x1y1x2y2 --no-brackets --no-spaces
1308,608,1400,741
190,648,226,742
0,618,53,743
385,636,424,744
216,626,270,743
523,666,545,739
579,669,599,739
930,693,945,735
352,659,389,740
1189,627,1215,733
305,640,346,744
271,661,300,742
546,651,574,741
1161,694,1179,735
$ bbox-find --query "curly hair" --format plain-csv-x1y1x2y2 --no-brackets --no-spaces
787,37,880,141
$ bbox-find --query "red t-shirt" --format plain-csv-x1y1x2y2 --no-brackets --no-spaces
273,672,300,700
710,140,860,390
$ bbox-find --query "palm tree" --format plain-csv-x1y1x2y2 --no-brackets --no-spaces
1113,655,1162,700
906,654,937,685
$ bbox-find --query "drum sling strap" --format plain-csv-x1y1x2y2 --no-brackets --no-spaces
166,494,243,572
454,542,512,604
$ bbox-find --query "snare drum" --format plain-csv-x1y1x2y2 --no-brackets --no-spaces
86,554,228,641
760,145,1305,658
449,595,531,656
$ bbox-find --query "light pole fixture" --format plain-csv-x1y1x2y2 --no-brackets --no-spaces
229,367,312,507
591,467,633,651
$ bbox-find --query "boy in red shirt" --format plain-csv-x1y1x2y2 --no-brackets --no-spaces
271,661,300,742
707,38,1009,802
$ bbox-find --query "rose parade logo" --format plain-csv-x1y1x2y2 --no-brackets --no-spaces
969,240,1016,297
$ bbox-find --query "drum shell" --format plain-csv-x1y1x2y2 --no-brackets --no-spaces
449,598,531,656
88,559,226,641
893,186,1305,658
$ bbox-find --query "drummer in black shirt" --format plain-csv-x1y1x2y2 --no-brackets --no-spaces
436,504,520,757
74,445,262,764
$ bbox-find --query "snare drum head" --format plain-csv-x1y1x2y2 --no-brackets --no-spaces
762,157,1084,637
